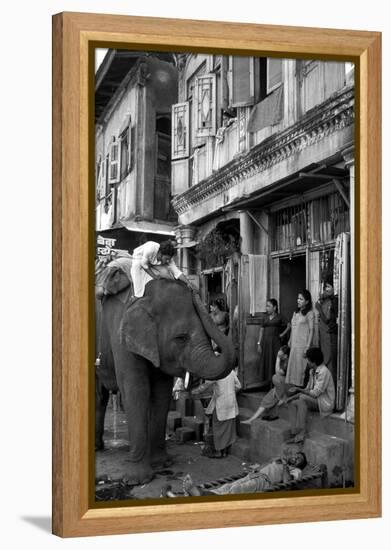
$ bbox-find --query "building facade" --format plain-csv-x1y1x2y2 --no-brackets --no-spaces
171,54,354,416
95,51,179,255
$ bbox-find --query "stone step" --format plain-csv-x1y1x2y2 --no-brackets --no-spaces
230,438,251,462
249,418,292,464
237,391,267,413
238,391,354,440
302,431,353,487
277,404,354,441
182,416,204,441
245,416,352,486
175,426,196,444
167,411,182,433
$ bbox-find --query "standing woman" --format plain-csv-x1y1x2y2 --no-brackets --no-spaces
257,299,288,385
315,276,338,388
285,290,315,387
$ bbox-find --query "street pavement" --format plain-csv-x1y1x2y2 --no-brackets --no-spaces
96,407,250,501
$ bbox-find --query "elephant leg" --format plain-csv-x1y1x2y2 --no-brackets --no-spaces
150,370,174,468
114,351,154,485
95,374,110,451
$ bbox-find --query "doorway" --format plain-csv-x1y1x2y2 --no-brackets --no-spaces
279,255,306,321
203,270,226,310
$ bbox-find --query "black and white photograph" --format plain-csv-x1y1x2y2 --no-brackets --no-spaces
94,48,355,502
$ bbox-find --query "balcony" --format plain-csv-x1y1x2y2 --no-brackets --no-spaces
172,85,354,219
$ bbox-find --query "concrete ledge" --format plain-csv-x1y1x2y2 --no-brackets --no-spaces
175,427,196,444
182,416,204,441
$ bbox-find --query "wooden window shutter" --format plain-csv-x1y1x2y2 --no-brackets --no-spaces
267,58,283,94
229,56,255,107
172,102,190,160
108,137,120,184
127,123,132,171
195,74,217,137
96,156,102,198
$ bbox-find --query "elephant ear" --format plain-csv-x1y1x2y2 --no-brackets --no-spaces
119,298,160,368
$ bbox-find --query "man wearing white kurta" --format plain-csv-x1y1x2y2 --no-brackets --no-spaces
131,240,189,297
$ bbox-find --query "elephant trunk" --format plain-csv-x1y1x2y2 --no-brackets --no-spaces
190,292,236,380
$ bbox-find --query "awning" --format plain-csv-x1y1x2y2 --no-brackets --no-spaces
247,85,284,133
222,163,348,211
120,219,176,236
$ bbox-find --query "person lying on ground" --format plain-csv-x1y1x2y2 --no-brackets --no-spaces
181,451,308,495
241,345,290,424
285,347,335,444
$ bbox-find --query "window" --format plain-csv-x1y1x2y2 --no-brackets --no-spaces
119,122,132,180
299,60,346,114
272,203,309,251
195,74,217,137
172,102,190,160
228,56,255,107
311,192,350,242
96,155,103,199
108,137,121,184
266,58,283,94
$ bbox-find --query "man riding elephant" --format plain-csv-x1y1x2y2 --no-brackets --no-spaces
131,239,193,296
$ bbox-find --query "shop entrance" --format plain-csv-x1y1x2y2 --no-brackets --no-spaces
279,255,306,321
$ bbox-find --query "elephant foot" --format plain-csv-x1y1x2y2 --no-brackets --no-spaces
122,464,154,486
95,440,104,452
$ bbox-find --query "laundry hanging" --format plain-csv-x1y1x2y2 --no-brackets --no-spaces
248,254,268,315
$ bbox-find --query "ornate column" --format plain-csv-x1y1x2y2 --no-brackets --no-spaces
342,145,355,422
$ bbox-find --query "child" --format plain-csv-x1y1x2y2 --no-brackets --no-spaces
242,345,290,424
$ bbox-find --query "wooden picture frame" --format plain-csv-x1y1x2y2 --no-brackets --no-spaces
52,12,381,537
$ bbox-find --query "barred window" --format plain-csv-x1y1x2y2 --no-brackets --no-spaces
272,203,309,251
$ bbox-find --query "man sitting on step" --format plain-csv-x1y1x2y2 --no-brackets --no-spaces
286,347,335,444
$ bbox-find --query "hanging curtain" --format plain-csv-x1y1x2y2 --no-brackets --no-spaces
334,232,351,411
248,254,268,315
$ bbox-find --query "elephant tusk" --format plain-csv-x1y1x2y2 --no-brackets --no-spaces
184,371,190,389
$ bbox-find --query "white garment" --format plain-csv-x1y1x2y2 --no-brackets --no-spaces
205,371,241,421
131,241,183,297
248,254,268,315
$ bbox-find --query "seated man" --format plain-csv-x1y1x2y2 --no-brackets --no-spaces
131,239,192,297
286,347,335,444
181,451,308,495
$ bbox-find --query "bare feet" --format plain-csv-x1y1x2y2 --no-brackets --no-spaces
182,474,202,496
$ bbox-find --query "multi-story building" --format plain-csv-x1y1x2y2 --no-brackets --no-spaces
171,54,354,417
95,50,179,255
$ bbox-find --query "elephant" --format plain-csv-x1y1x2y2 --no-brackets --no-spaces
95,269,236,486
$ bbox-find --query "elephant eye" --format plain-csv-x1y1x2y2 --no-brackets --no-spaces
175,333,189,343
